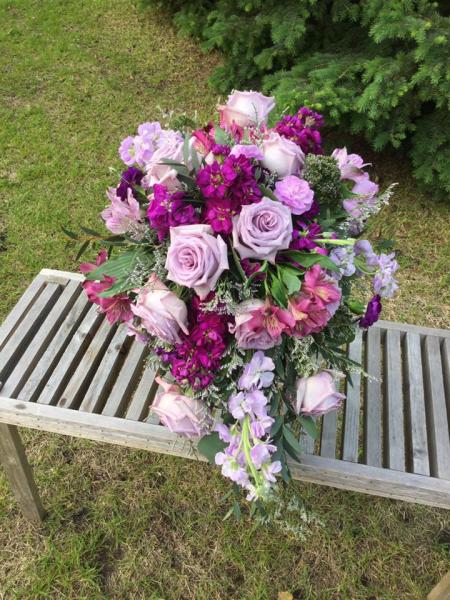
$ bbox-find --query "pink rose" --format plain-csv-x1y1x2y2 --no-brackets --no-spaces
294,371,345,416
142,134,184,191
166,224,229,300
232,197,293,263
151,377,211,437
262,132,305,177
131,274,189,344
218,90,275,129
274,176,314,215
231,298,295,350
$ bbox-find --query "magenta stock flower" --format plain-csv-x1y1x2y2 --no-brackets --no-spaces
290,221,323,251
275,107,324,155
147,184,199,241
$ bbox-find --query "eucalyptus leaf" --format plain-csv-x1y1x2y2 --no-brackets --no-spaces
270,274,288,307
298,415,319,440
280,268,301,295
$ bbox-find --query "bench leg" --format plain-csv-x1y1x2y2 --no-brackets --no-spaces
0,424,46,524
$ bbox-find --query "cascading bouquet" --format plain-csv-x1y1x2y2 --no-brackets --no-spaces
71,91,399,506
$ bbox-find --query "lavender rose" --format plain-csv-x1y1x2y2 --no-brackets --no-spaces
166,224,229,299
232,197,293,263
218,90,275,129
131,274,189,344
294,371,345,416
262,132,305,177
151,377,211,437
274,176,314,215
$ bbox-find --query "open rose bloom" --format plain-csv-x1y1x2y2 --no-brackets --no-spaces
76,91,398,506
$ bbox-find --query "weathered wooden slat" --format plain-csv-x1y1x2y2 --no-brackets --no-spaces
1,281,81,399
442,338,450,430
300,417,316,454
428,571,450,600
342,330,363,462
404,332,430,476
101,341,148,417
0,275,47,351
1,397,450,509
57,319,118,410
79,326,129,414
40,269,84,285
125,360,158,421
0,424,46,524
0,283,62,382
35,306,104,406
376,319,450,339
17,292,91,403
364,326,382,467
423,335,450,479
320,411,337,458
384,329,406,471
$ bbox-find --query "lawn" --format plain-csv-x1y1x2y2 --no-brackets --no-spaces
0,1,449,599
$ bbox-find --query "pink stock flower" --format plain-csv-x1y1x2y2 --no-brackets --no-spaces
131,274,189,344
261,132,305,177
101,188,145,240
151,377,211,437
274,175,314,215
232,197,293,263
232,298,295,349
165,224,229,300
294,371,345,416
218,90,275,129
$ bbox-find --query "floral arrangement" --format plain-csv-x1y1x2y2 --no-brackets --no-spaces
71,91,399,507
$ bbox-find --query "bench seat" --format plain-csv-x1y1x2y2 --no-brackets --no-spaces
1,269,449,523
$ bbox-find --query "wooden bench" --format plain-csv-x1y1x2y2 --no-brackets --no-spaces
0,269,449,524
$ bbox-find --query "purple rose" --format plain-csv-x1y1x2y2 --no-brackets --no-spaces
151,377,211,437
274,175,314,215
294,371,345,416
218,90,275,128
166,224,229,300
232,197,293,263
131,274,189,344
262,132,305,177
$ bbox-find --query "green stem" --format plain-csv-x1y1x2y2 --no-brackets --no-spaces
230,244,247,282
313,238,356,246
241,416,260,483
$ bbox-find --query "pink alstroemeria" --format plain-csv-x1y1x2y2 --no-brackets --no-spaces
302,265,341,308
101,188,145,239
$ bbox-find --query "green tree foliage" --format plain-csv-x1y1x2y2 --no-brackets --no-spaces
147,0,450,197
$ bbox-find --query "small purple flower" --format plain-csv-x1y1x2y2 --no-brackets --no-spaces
262,461,282,483
116,167,144,201
229,144,264,161
372,253,399,298
228,389,267,420
238,350,275,390
330,246,356,278
119,136,135,166
359,295,382,327
250,443,276,469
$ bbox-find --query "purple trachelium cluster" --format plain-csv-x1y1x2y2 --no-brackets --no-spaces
197,153,262,234
215,352,282,501
274,107,324,155
157,296,230,390
147,184,199,241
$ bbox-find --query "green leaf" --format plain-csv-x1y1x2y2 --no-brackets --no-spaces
298,415,319,440
80,226,102,237
270,416,284,439
259,185,277,201
191,145,201,172
75,240,90,261
214,127,228,145
270,274,288,307
85,248,148,282
283,250,339,273
61,226,79,240
159,160,189,177
183,134,191,168
282,425,303,461
279,268,301,295
347,298,366,315
197,432,226,464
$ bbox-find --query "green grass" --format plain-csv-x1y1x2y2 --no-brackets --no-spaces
0,1,449,599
